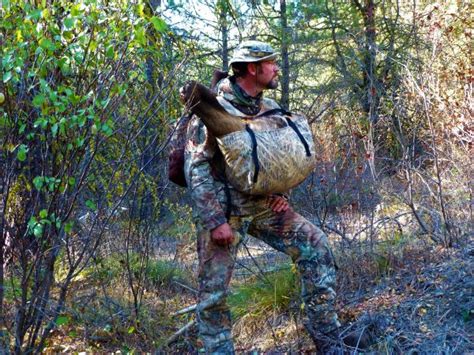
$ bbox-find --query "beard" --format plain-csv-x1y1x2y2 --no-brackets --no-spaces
266,77,279,90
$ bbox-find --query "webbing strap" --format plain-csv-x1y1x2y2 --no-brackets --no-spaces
255,108,292,118
285,117,312,157
245,124,260,183
256,108,310,156
223,180,232,220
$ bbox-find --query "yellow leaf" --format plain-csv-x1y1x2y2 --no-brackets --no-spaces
42,8,50,19
137,4,145,18
418,307,427,316
16,30,23,42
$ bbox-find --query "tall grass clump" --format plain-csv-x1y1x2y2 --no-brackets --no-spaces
228,265,299,320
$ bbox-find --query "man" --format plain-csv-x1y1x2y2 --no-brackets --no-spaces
183,40,367,353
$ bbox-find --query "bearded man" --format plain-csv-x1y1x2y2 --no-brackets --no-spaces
183,40,369,354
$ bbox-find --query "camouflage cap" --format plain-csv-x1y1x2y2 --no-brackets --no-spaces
229,40,278,65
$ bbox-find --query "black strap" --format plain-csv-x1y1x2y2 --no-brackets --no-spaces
256,109,310,156
285,117,312,157
223,180,232,220
255,108,292,118
245,124,260,183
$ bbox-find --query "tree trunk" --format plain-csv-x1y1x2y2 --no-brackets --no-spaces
355,0,379,122
279,0,290,110
219,1,229,72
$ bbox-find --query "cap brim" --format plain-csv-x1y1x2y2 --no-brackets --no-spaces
229,53,278,65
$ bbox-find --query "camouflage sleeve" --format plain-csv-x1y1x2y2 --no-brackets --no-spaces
184,116,227,231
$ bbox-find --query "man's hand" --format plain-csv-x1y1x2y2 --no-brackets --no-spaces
267,195,289,213
210,223,234,246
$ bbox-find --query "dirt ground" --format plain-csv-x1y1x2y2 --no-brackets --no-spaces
230,241,474,354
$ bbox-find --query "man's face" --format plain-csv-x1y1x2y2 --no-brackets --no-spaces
256,60,279,90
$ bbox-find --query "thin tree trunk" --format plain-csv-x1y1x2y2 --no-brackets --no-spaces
354,0,379,122
279,0,290,110
219,2,229,72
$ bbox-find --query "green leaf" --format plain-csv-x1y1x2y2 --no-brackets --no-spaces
68,330,77,338
99,97,110,108
17,144,28,161
28,217,38,229
39,37,56,51
47,178,61,192
29,9,42,21
85,199,97,211
75,137,85,147
71,4,83,16
33,224,43,237
70,94,81,105
2,54,12,69
135,26,146,45
41,219,51,226
150,16,168,33
106,45,114,59
64,17,75,30
39,209,48,219
51,123,59,137
64,221,74,233
55,315,69,326
34,117,48,129
3,71,12,83
33,176,44,190
127,326,135,334
33,94,46,107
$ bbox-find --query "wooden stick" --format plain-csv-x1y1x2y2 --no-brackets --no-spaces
163,320,196,347
172,291,225,317
172,279,198,294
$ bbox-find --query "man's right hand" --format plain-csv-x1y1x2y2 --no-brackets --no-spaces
210,223,234,246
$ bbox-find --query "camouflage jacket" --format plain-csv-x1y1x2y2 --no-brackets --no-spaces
183,76,282,230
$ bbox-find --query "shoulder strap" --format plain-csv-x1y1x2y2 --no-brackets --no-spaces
255,108,292,118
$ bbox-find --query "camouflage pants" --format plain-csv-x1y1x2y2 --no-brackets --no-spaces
196,207,341,354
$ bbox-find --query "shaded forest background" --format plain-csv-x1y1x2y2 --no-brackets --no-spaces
0,0,472,353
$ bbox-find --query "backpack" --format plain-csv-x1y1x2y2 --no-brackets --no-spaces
179,81,316,195
168,113,192,187
168,70,229,187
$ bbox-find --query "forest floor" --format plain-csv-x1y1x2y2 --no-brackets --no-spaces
41,234,473,354
231,239,474,354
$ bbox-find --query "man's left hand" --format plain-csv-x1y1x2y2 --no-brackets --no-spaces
267,195,289,213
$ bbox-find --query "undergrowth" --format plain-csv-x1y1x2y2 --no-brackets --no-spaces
86,253,188,287
228,265,299,320
42,254,194,352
